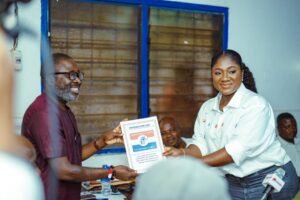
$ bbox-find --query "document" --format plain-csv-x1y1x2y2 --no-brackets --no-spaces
121,116,165,173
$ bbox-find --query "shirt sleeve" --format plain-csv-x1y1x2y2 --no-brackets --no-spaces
225,99,275,166
189,104,209,156
30,110,66,159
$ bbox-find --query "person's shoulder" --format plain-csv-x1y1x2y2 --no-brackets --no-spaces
22,93,48,127
181,137,193,144
201,96,217,109
0,152,44,200
242,89,269,108
25,93,48,113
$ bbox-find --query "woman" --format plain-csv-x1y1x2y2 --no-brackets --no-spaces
164,49,298,199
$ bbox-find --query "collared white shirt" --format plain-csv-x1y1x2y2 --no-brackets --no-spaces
278,136,300,176
190,84,289,177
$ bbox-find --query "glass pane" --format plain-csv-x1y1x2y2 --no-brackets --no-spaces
50,0,139,143
149,8,223,137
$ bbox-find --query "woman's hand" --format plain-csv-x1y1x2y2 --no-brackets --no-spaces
163,146,184,157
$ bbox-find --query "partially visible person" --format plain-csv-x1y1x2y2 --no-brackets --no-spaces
133,157,231,200
22,53,137,200
0,1,44,199
277,113,300,183
159,116,191,148
15,135,37,163
164,49,298,199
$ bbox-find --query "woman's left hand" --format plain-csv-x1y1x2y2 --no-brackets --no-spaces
163,146,183,157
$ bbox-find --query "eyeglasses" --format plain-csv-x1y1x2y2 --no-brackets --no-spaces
54,71,84,81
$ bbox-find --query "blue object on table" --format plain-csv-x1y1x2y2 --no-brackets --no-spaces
96,147,126,155
101,164,112,197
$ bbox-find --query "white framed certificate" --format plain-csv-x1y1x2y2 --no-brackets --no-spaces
121,116,165,173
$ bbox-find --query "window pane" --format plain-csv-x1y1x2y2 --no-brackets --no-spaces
149,8,223,137
50,0,139,143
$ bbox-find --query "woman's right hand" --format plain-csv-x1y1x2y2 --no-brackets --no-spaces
163,146,184,157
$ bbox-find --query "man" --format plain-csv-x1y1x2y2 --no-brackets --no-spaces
22,53,137,200
277,112,300,187
159,116,191,148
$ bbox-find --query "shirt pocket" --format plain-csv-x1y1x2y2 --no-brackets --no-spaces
223,112,242,141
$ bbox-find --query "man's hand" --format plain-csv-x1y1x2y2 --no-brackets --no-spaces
94,124,124,149
113,165,137,181
102,129,123,145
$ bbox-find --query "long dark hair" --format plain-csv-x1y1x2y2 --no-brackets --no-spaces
211,49,258,93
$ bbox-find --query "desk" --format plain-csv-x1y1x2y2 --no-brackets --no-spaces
81,191,126,200
81,150,131,200
94,193,125,200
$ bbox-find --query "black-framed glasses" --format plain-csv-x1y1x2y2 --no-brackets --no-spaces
54,71,84,81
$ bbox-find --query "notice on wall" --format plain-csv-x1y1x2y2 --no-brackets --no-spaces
121,116,165,173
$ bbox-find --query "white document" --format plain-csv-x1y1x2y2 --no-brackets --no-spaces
121,116,165,173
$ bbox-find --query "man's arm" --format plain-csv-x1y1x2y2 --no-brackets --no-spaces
82,126,123,160
49,157,137,182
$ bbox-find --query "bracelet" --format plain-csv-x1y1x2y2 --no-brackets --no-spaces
107,168,113,179
93,139,101,150
180,148,186,156
111,165,116,180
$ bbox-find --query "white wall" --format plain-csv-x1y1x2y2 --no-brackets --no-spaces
168,0,300,125
227,0,300,123
13,0,300,132
13,0,41,133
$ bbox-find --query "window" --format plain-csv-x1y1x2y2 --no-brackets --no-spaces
149,8,223,137
46,0,227,142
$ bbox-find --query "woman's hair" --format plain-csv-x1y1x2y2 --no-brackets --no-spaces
210,49,258,93
211,49,243,69
242,64,258,93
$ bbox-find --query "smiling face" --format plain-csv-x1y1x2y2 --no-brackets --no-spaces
54,59,81,103
159,117,181,147
212,55,243,99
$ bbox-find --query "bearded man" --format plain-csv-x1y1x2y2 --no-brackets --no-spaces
21,53,137,200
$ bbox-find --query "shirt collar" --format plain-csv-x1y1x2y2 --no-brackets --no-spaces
212,83,247,111
278,135,291,146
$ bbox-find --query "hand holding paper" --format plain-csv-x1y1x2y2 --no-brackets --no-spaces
113,165,138,181
163,146,183,156
121,116,165,173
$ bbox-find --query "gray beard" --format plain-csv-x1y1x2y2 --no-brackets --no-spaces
55,87,78,102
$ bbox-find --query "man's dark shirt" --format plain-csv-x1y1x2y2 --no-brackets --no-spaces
22,93,82,200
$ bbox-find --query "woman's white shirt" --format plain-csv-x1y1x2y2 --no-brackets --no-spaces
190,84,289,177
